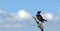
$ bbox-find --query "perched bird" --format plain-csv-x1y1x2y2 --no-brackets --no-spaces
36,11,47,23
33,11,47,31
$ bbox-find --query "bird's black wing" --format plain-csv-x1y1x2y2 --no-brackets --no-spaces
40,15,47,22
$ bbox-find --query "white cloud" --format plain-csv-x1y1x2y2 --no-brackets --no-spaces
43,12,54,21
0,10,34,28
42,12,60,21
17,9,32,21
42,12,60,28
45,12,53,20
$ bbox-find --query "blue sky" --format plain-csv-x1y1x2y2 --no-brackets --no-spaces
0,0,60,31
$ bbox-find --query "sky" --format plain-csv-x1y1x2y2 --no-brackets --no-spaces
0,0,60,31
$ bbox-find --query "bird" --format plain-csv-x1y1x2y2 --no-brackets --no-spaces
36,11,47,23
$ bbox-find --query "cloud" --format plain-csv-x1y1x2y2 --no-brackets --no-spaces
44,12,53,21
17,9,32,21
42,12,60,28
42,12,59,21
0,10,34,28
